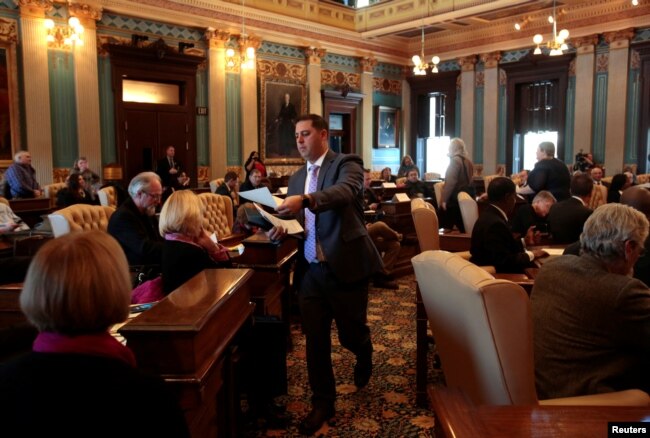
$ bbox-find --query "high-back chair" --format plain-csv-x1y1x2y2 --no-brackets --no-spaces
43,182,67,209
412,250,650,407
97,186,117,209
0,196,8,206
482,174,500,193
48,204,115,238
209,178,224,193
588,183,607,210
457,191,479,235
433,182,444,209
411,198,440,252
198,193,233,240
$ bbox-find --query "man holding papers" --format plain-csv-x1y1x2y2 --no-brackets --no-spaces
268,114,382,436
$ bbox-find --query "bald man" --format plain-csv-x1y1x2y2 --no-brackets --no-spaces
621,186,650,286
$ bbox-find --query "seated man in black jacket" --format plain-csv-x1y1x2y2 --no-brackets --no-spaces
547,173,593,244
470,177,547,273
404,169,433,200
107,172,164,266
215,171,240,210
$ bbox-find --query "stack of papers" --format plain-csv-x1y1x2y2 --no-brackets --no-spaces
239,187,304,235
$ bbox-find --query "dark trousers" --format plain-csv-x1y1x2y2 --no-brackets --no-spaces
299,262,372,409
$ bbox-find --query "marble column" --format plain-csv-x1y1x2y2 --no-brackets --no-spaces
480,51,501,175
458,56,477,161
305,47,326,115
401,73,411,155
15,0,54,185
239,36,260,166
207,30,229,180
572,35,598,160
359,56,376,169
70,3,102,175
604,29,634,174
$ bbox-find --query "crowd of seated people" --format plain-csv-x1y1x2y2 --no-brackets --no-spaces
55,172,99,208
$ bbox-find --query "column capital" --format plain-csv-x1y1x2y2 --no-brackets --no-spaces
0,17,18,43
68,3,103,27
206,28,230,49
457,55,477,72
572,34,599,54
304,47,326,65
14,0,52,17
604,28,635,49
479,51,501,68
239,35,261,51
359,56,377,73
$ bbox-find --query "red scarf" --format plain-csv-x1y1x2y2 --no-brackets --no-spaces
33,331,136,368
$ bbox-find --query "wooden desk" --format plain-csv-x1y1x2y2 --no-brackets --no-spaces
0,282,24,328
120,268,254,438
430,386,650,438
9,198,51,227
439,231,472,252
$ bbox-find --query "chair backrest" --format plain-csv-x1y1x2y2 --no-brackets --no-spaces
433,182,444,208
97,186,117,208
412,250,537,406
395,177,406,186
411,198,440,252
198,193,233,239
588,184,607,210
0,196,8,206
483,174,500,193
457,191,479,235
48,204,115,238
43,182,67,209
209,178,224,193
424,172,441,181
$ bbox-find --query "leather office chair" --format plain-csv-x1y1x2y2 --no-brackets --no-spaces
209,178,224,194
97,186,117,209
48,204,115,238
412,250,650,407
433,182,444,209
588,184,607,210
0,196,8,206
424,172,441,181
482,174,500,193
198,193,233,240
457,191,479,235
43,182,67,209
411,198,440,252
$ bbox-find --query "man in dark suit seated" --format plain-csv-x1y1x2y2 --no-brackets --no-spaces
107,172,164,266
510,190,556,239
215,171,239,210
470,177,547,273
239,168,263,192
532,203,650,398
547,173,593,244
404,169,434,199
527,141,571,201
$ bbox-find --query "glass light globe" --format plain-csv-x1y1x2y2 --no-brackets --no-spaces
548,15,554,24
534,47,542,55
558,29,569,40
432,55,440,65
514,23,521,31
44,18,55,29
68,16,80,28
412,55,421,65
246,46,255,58
226,48,235,57
533,34,543,45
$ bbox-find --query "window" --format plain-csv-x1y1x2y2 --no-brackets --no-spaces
122,79,180,104
425,93,450,176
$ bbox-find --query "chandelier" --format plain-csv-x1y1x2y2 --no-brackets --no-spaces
44,16,84,48
533,0,569,56
411,26,440,75
225,0,256,69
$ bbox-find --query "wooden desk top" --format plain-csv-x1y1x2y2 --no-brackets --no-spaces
431,386,650,438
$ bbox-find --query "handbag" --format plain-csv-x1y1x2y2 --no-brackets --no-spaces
131,276,164,304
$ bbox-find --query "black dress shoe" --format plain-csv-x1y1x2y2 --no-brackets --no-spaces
299,406,335,436
354,350,373,388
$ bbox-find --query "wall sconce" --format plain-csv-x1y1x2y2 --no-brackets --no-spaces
44,16,84,48
239,36,256,70
225,46,237,68
514,16,530,31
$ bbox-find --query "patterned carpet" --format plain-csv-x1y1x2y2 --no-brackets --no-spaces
243,274,443,437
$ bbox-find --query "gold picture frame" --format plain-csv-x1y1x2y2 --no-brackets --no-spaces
375,105,399,149
0,18,21,168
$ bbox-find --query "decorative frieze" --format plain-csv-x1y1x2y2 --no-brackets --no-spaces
304,47,326,65
68,3,102,23
372,77,401,95
479,51,501,69
603,28,635,49
359,56,377,73
321,69,360,90
457,55,477,72
257,59,306,81
572,34,599,54
0,17,17,43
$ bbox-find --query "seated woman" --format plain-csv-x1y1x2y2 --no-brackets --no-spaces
380,167,397,184
232,202,259,236
397,155,417,178
404,169,433,199
71,156,101,197
0,231,189,436
159,190,230,295
56,172,98,208
607,173,631,204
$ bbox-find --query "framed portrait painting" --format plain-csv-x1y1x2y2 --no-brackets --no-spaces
260,80,306,164
0,21,21,167
375,106,399,149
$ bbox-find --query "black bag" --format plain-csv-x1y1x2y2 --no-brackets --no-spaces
129,264,161,288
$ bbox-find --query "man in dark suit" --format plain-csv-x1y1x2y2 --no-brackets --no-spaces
547,173,593,244
528,141,571,201
215,171,239,209
156,146,189,201
470,177,547,273
270,114,383,435
239,168,263,192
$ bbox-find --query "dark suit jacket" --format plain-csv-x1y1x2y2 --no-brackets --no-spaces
107,198,164,266
288,150,382,283
162,240,221,294
547,197,592,244
156,157,181,189
215,183,238,206
528,158,571,201
470,204,533,273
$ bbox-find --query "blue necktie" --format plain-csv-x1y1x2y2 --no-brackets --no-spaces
304,164,319,262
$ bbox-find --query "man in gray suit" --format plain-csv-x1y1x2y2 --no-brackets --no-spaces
270,114,383,435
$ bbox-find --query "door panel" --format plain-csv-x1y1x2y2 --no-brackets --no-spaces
157,112,194,182
123,110,157,183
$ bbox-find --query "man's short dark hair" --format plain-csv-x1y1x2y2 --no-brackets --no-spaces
487,177,516,202
570,173,594,197
224,171,238,182
296,114,329,133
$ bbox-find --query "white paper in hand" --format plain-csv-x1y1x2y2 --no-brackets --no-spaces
254,203,303,235
239,187,284,209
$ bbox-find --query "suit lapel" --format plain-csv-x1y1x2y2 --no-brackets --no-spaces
317,150,337,190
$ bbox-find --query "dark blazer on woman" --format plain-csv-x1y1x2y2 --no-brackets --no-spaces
55,188,98,208
162,240,222,294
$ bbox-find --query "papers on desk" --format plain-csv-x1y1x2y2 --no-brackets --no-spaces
227,243,245,258
542,248,565,256
382,182,397,188
254,203,303,235
516,185,535,195
277,187,288,195
239,187,284,209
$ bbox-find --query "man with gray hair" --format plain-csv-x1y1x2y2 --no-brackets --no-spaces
527,141,571,201
4,151,41,199
108,172,164,266
531,203,650,399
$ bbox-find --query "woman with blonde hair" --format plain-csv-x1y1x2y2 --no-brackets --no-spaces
0,231,189,436
159,190,230,294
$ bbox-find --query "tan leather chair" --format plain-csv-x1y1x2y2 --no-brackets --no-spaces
43,182,67,209
198,193,233,240
588,184,607,210
457,191,479,235
412,250,650,407
0,196,8,206
395,177,406,186
97,186,117,209
411,198,440,252
48,204,115,238
483,174,500,193
209,178,224,193
433,182,444,208
636,173,649,184
424,172,441,181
